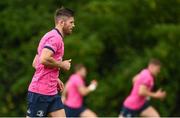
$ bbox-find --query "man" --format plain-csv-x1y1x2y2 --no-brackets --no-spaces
119,59,166,117
27,7,75,117
62,64,98,117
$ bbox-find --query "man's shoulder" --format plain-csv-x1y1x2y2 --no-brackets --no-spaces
70,74,80,79
140,69,149,75
69,74,82,82
40,29,63,44
139,69,153,81
66,74,80,87
43,29,57,38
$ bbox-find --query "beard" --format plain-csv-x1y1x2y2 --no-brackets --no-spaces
63,26,72,36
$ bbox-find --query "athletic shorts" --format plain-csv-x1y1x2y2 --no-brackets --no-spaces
64,105,86,117
26,91,64,117
120,101,150,117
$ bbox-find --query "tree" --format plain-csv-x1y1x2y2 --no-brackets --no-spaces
0,0,179,116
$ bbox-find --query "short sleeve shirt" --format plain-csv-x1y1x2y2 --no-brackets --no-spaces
64,74,85,108
124,69,154,110
28,28,64,95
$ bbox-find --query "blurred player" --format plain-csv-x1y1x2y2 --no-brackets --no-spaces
27,7,75,117
62,64,98,117
119,59,166,118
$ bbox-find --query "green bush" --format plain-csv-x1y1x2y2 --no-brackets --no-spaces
0,0,179,116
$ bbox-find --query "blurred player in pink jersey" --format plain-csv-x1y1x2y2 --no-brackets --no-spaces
119,59,166,118
62,64,98,117
27,7,75,117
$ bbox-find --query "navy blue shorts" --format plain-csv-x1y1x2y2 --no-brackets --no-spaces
120,101,150,117
64,105,86,117
26,91,64,117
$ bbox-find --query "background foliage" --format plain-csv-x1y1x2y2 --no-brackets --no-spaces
0,0,180,116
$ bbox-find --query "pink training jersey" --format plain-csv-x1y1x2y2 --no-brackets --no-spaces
28,28,64,95
65,74,85,108
123,69,154,110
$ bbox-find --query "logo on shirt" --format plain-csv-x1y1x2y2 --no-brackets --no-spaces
37,110,44,117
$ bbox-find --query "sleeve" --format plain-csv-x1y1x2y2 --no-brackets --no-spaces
74,77,84,88
44,36,59,54
138,73,150,87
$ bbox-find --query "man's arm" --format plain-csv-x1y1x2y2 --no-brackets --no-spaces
132,74,139,84
61,87,67,103
32,54,38,68
78,85,91,96
40,48,71,70
78,80,97,96
139,85,166,99
40,48,61,68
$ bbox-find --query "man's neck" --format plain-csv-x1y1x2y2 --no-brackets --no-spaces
76,72,84,79
55,26,64,37
147,67,155,77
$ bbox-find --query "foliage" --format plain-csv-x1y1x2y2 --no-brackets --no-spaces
0,0,179,116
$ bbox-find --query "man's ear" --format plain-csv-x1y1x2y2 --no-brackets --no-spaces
58,19,65,27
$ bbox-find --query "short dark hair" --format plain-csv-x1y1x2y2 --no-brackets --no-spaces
149,58,161,66
74,64,85,72
54,7,74,23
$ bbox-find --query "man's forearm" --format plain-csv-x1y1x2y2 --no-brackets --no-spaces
61,88,67,103
84,87,91,95
41,57,61,68
145,91,156,98
79,87,91,96
141,90,157,98
139,85,158,98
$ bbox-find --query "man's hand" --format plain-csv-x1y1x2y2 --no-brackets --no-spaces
154,89,166,100
59,59,71,71
88,80,98,91
57,79,64,92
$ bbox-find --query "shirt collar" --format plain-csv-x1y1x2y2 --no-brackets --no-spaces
54,28,64,39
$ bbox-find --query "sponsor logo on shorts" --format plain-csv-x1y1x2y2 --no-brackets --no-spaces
37,110,44,117
127,113,132,117
27,109,31,114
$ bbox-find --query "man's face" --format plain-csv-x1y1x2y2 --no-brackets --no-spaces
63,17,75,35
79,67,87,78
150,64,161,76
